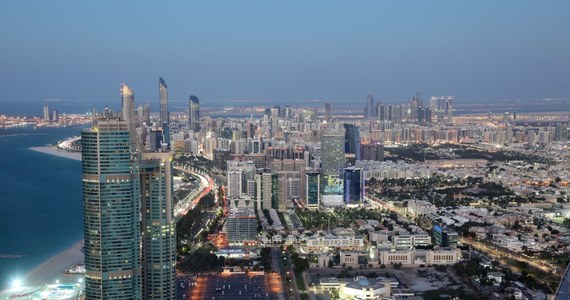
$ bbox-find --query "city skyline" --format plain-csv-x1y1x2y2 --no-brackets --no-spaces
1,1,570,299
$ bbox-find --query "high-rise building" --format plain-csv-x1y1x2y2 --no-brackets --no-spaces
188,95,200,132
366,93,375,118
360,142,384,161
43,105,50,122
81,118,142,299
159,77,170,149
159,77,169,126
121,83,137,144
343,167,363,204
51,109,58,123
344,124,360,161
139,152,176,300
255,173,279,210
305,171,320,209
429,96,454,124
321,130,346,176
227,207,258,245
324,101,332,123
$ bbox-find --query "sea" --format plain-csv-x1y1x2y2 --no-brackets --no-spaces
0,126,84,289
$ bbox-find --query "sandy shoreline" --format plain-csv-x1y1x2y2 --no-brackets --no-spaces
25,240,84,286
29,146,81,161
9,146,84,289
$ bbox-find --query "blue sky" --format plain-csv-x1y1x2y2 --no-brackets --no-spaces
0,0,569,108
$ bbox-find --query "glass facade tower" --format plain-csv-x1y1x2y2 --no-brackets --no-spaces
81,118,142,300
159,77,169,126
343,167,363,204
121,83,137,144
140,152,176,300
188,95,200,132
159,78,170,149
305,171,320,209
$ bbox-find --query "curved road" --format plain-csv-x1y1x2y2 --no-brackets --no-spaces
173,165,214,220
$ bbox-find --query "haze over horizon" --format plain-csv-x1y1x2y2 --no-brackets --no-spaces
0,1,569,107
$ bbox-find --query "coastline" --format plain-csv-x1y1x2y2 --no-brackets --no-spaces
29,146,81,161
14,147,83,288
25,240,84,286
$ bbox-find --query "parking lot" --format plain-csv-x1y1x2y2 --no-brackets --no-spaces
178,273,284,300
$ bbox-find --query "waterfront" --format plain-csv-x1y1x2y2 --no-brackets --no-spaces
0,126,84,289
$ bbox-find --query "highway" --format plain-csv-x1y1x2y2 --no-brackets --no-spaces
173,165,215,220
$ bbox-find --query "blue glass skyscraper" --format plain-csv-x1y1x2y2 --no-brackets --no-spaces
343,167,363,204
82,118,142,299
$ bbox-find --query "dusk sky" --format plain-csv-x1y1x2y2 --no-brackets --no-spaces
0,1,569,108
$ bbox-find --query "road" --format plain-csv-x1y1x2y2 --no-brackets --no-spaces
462,238,562,275
271,247,290,300
173,165,214,220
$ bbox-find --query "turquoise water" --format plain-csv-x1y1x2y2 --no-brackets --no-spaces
0,126,84,288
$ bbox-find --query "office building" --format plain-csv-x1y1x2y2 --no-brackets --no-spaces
305,171,320,209
188,95,200,132
321,130,346,176
344,124,360,161
227,207,258,245
81,118,142,299
366,93,375,118
432,225,458,247
343,167,363,204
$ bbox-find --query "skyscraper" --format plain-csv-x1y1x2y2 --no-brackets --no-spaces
43,105,50,122
159,78,171,149
321,130,346,176
366,93,375,118
324,101,332,123
343,124,360,161
139,152,176,300
343,167,363,204
159,77,169,125
429,96,454,124
121,83,137,144
305,171,320,209
188,95,200,132
81,118,142,299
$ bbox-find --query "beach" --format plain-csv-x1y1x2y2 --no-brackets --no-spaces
29,146,81,161
25,241,84,286
0,146,84,296
27,146,83,287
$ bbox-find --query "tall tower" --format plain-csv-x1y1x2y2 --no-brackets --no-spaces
343,167,363,204
159,77,169,125
321,130,346,176
43,105,50,122
121,83,137,144
305,171,320,209
81,118,142,300
324,101,332,123
140,152,176,300
159,78,171,149
343,124,361,161
188,95,200,132
366,93,375,118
